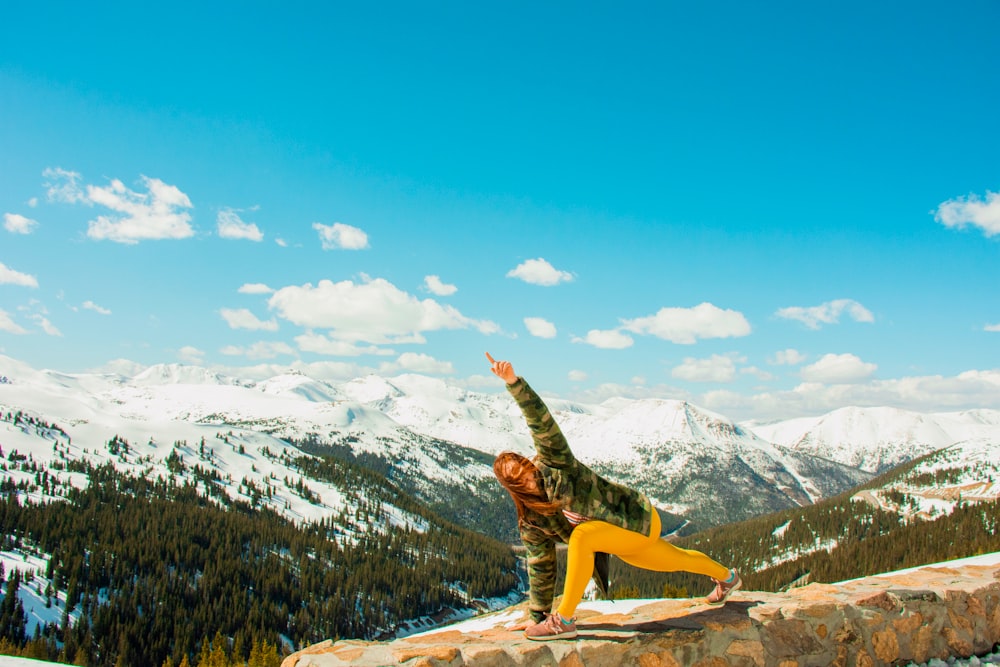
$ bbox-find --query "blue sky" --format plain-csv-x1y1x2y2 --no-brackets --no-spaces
1,2,998,421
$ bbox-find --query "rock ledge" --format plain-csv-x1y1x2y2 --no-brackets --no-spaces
283,562,1000,666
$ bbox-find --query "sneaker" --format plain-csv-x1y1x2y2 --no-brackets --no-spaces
524,612,578,641
706,569,742,605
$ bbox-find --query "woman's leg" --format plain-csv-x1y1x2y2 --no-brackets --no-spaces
556,512,730,620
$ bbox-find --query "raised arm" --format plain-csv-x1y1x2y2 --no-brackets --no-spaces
486,353,575,468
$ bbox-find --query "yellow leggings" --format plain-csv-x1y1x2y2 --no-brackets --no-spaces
556,511,730,619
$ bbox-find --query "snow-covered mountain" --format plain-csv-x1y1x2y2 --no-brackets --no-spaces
745,405,1000,473
2,354,997,535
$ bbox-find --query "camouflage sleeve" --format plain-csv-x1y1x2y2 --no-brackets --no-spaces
507,377,575,469
519,523,557,623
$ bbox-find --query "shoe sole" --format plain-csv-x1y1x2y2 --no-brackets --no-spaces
706,579,742,606
524,629,578,641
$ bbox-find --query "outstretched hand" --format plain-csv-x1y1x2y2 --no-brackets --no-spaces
485,352,517,385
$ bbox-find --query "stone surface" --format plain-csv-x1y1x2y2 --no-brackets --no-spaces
281,562,1000,667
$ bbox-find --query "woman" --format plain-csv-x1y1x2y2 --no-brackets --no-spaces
487,353,741,641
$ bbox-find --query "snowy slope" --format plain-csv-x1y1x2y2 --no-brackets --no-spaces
745,406,1000,473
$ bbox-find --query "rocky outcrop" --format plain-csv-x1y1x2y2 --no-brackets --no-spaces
282,561,1000,666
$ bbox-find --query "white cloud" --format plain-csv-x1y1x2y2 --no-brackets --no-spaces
622,302,751,344
268,277,499,346
27,198,38,208
0,309,27,334
43,167,86,204
0,262,38,287
217,208,263,241
985,323,1000,332
177,346,205,364
568,370,588,382
238,283,274,295
219,308,279,331
313,222,369,250
220,341,295,360
800,353,877,384
775,299,874,330
294,331,394,357
769,348,807,365
86,176,194,244
672,354,738,383
380,352,455,375
934,190,1000,237
82,300,111,315
424,275,457,296
741,366,775,381
30,314,62,337
524,317,557,339
506,258,574,286
703,369,1000,422
4,213,38,234
572,329,634,349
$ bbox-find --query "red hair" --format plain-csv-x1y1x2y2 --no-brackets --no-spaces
493,451,561,523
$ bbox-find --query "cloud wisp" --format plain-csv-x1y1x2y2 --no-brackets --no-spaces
4,213,38,234
507,258,574,286
313,222,369,250
775,299,874,330
0,262,39,288
524,317,557,339
424,275,457,296
800,353,877,384
217,209,263,241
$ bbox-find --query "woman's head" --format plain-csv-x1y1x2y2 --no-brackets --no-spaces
493,451,560,521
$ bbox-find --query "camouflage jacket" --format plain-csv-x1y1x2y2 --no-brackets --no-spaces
508,377,653,620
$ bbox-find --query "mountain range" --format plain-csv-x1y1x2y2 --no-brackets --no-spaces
3,353,998,536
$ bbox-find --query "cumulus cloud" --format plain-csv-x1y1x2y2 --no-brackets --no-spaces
985,323,1000,332
568,370,588,382
219,308,279,331
380,352,455,375
770,348,807,365
43,167,87,204
800,353,877,384
424,275,457,296
220,341,295,360
268,277,498,347
217,209,263,241
313,222,369,250
775,299,874,330
934,190,1000,237
4,213,38,234
86,176,194,244
672,354,739,383
622,302,751,344
572,329,634,349
506,258,574,286
238,283,274,295
82,300,111,315
177,346,205,364
524,317,557,339
0,309,27,334
0,262,38,287
294,332,394,357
